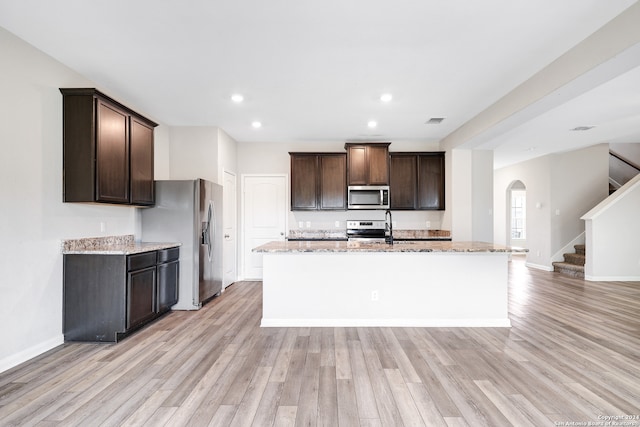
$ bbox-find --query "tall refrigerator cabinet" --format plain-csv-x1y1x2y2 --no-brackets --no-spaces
140,179,223,310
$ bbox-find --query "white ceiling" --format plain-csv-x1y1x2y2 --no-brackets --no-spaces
1,0,639,168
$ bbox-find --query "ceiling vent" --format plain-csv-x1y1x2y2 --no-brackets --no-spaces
571,126,595,131
425,117,445,124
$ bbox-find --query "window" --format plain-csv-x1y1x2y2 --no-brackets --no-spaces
511,190,526,239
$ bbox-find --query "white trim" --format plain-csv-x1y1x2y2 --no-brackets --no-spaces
585,275,640,282
0,335,64,374
526,262,553,271
261,318,512,328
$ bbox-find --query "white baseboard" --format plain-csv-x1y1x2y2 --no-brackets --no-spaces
585,275,640,282
261,318,512,328
0,335,64,374
526,262,554,271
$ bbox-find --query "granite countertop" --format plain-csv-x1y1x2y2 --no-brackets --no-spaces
254,240,527,253
287,229,451,241
62,235,181,255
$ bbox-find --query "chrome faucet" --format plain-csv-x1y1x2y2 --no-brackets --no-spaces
385,209,393,244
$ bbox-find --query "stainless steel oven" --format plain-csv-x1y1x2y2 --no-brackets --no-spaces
346,220,387,242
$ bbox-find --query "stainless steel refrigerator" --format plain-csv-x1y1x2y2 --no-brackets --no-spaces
140,179,223,310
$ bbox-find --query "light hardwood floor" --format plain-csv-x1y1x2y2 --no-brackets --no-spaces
1,256,639,426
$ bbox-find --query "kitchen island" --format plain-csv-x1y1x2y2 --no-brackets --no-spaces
253,241,526,328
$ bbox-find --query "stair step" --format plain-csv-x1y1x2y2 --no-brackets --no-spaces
552,261,585,278
563,253,585,266
574,244,585,255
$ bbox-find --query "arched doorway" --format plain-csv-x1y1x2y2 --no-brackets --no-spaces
507,180,526,248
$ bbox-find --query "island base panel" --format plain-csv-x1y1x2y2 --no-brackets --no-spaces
261,252,511,327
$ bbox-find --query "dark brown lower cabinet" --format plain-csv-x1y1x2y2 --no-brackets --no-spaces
64,247,179,342
127,268,156,330
157,248,179,313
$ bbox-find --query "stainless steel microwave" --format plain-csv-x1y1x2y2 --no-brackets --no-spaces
347,185,390,209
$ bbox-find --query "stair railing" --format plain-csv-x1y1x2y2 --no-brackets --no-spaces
609,150,640,190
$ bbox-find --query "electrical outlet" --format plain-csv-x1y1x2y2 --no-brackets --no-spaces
335,221,340,228
298,221,303,228
100,222,106,233
536,250,541,257
426,221,431,228
306,221,311,228
371,290,379,301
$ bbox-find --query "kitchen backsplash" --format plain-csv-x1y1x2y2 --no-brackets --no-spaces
289,210,444,230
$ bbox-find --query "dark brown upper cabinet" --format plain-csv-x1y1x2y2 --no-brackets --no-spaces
390,152,445,210
290,153,346,211
60,88,157,206
345,143,390,186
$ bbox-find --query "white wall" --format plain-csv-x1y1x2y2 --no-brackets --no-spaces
218,127,239,178
583,174,640,280
154,125,172,180
168,127,219,183
494,144,608,270
550,145,609,254
0,27,148,372
448,149,493,242
237,140,446,231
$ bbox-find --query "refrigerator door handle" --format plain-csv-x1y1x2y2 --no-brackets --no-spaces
203,201,213,261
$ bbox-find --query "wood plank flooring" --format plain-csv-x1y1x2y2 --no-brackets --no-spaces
1,256,639,426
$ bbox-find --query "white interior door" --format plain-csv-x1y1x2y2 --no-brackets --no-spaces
223,170,237,289
242,175,287,279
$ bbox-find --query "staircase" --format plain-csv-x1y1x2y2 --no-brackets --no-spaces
552,244,585,278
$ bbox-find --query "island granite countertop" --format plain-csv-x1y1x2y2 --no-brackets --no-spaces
62,234,180,255
254,240,527,253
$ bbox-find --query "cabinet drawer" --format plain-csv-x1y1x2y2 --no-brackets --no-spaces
157,247,180,263
127,252,157,271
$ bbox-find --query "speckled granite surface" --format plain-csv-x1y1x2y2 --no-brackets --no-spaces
62,234,180,255
287,230,348,240
254,240,527,253
287,229,450,240
393,229,451,239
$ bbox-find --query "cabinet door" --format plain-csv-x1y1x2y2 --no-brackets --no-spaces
157,260,179,313
290,154,319,210
127,266,156,329
367,145,390,185
319,154,346,210
390,155,417,209
347,146,367,185
96,99,130,203
418,154,445,210
130,117,155,205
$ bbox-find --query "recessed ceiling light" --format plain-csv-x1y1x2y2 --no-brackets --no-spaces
571,126,595,131
380,93,392,102
367,120,378,128
231,94,244,103
251,121,262,128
